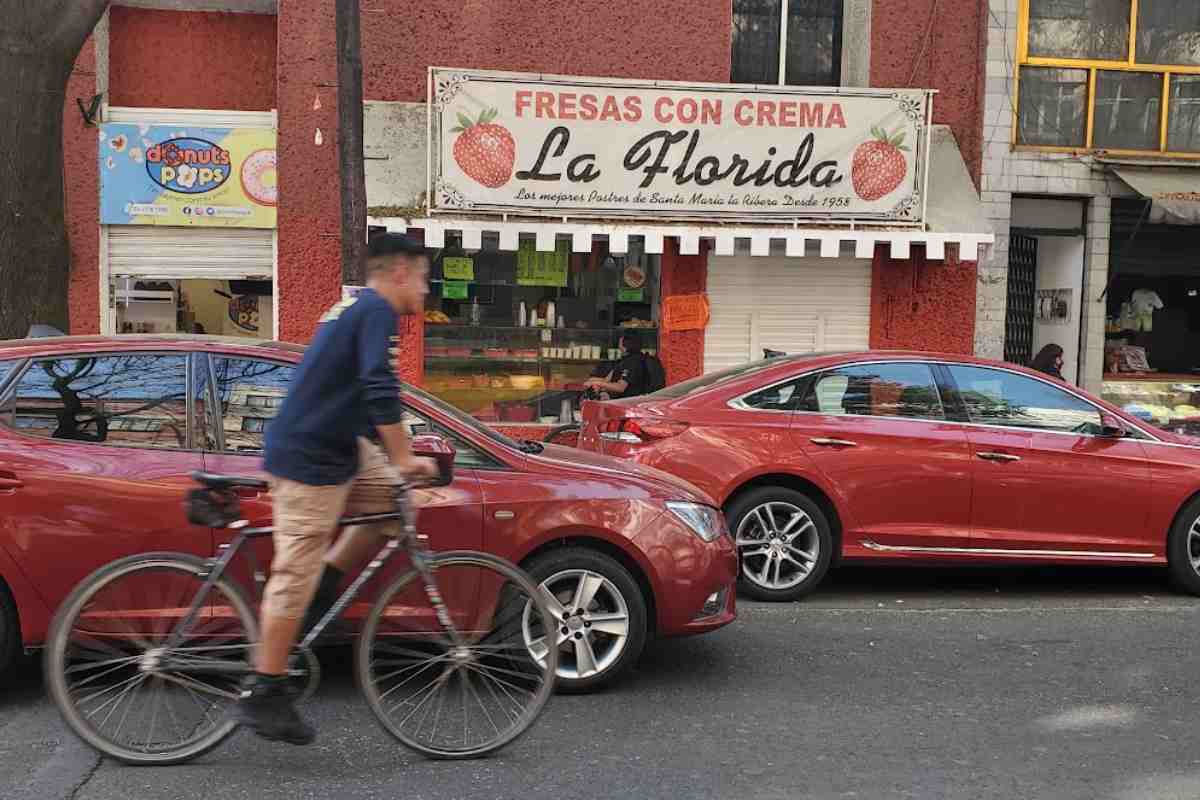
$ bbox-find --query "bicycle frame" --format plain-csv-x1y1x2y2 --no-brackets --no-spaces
163,484,466,657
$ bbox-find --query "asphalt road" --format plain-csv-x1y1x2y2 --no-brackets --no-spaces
5,564,1200,800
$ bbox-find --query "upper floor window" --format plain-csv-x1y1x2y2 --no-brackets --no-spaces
1017,0,1200,154
732,0,843,86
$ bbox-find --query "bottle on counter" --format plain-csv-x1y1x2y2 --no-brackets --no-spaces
547,301,556,329
470,297,481,326
518,301,527,327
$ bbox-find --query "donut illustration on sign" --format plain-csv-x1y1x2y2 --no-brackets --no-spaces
240,148,277,207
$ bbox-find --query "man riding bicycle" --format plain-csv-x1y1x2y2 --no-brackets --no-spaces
236,232,438,745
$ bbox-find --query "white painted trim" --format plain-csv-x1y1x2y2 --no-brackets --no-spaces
105,106,277,128
271,229,280,340
377,217,995,263
99,226,112,334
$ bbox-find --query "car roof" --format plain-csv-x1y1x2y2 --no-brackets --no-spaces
0,334,306,360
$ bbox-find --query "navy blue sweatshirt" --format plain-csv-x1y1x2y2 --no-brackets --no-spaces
264,288,404,485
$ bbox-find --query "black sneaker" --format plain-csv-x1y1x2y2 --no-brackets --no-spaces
234,674,316,745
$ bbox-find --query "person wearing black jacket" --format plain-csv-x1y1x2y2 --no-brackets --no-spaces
584,331,650,398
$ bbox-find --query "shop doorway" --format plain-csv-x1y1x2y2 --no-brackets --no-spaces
103,226,276,338
1008,197,1088,384
112,278,273,337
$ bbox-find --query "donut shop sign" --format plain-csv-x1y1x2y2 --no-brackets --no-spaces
429,69,933,223
99,123,277,228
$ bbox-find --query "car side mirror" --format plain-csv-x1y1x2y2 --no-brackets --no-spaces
412,434,456,486
1100,414,1127,438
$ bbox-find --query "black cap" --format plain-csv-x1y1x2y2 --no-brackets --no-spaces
368,232,425,258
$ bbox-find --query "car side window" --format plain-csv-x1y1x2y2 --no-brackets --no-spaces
740,379,805,411
946,365,1103,434
801,363,945,420
402,410,500,470
210,357,296,453
7,354,189,449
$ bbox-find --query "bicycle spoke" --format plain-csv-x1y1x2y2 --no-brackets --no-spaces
156,670,240,702
361,553,556,758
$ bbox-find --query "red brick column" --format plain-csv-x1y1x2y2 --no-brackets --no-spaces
659,239,708,384
869,245,977,354
65,36,100,334
275,0,342,343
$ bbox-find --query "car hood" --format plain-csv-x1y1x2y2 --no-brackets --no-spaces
525,443,716,506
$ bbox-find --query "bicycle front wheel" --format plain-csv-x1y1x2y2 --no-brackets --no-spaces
44,553,258,766
357,551,558,759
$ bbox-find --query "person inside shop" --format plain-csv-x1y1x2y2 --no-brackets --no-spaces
583,331,663,399
234,232,438,746
1030,344,1065,380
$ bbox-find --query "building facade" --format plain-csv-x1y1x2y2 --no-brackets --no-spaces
63,0,993,434
980,0,1200,436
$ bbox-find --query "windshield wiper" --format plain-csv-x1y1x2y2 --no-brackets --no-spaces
517,440,544,454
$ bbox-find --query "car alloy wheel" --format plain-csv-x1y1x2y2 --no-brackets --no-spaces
526,569,630,681
735,501,819,591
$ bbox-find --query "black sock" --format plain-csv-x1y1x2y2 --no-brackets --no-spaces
301,565,345,636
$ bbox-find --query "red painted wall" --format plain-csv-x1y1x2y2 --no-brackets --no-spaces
660,241,708,384
361,0,732,102
869,247,977,354
275,0,342,344
107,8,277,110
871,0,987,187
67,9,280,334
66,37,100,335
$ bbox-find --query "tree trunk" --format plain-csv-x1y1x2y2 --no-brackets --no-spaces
0,0,109,339
335,0,367,285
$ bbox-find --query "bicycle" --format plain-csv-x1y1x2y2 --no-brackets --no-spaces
44,437,558,765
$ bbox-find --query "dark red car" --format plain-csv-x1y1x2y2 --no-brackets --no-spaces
0,335,736,691
580,351,1200,601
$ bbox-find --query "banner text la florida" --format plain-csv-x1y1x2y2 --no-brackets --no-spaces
509,89,849,190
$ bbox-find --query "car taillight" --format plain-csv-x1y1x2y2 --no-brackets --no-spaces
598,418,688,444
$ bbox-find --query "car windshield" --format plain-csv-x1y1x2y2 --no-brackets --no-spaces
404,383,539,453
648,354,825,399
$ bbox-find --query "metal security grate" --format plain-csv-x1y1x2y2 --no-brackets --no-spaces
1004,234,1038,366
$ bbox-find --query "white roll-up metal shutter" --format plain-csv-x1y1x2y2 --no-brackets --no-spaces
704,253,872,373
107,226,274,280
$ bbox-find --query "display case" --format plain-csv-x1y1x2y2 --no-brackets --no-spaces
423,233,660,422
1101,374,1200,436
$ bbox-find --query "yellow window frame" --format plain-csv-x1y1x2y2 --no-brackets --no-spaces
1014,0,1200,158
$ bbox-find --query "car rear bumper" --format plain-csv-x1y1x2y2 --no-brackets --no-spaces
633,510,738,636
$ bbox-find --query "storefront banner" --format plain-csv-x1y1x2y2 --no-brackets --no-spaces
430,69,931,223
100,123,277,228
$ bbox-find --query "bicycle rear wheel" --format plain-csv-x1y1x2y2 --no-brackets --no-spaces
357,551,557,759
44,553,257,765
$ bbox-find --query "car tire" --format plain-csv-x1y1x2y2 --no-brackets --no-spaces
1167,496,1200,595
727,487,834,602
0,581,20,681
523,547,648,694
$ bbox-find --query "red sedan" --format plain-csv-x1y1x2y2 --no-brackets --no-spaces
580,351,1200,601
0,335,736,691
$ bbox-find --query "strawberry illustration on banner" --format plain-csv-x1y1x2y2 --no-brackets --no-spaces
851,127,909,202
451,109,516,188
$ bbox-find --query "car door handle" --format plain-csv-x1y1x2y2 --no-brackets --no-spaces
810,438,857,448
977,451,1021,462
0,470,22,490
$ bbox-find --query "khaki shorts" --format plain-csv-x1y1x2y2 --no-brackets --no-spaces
262,437,399,619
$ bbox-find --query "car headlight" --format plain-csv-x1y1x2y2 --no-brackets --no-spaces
666,501,724,542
